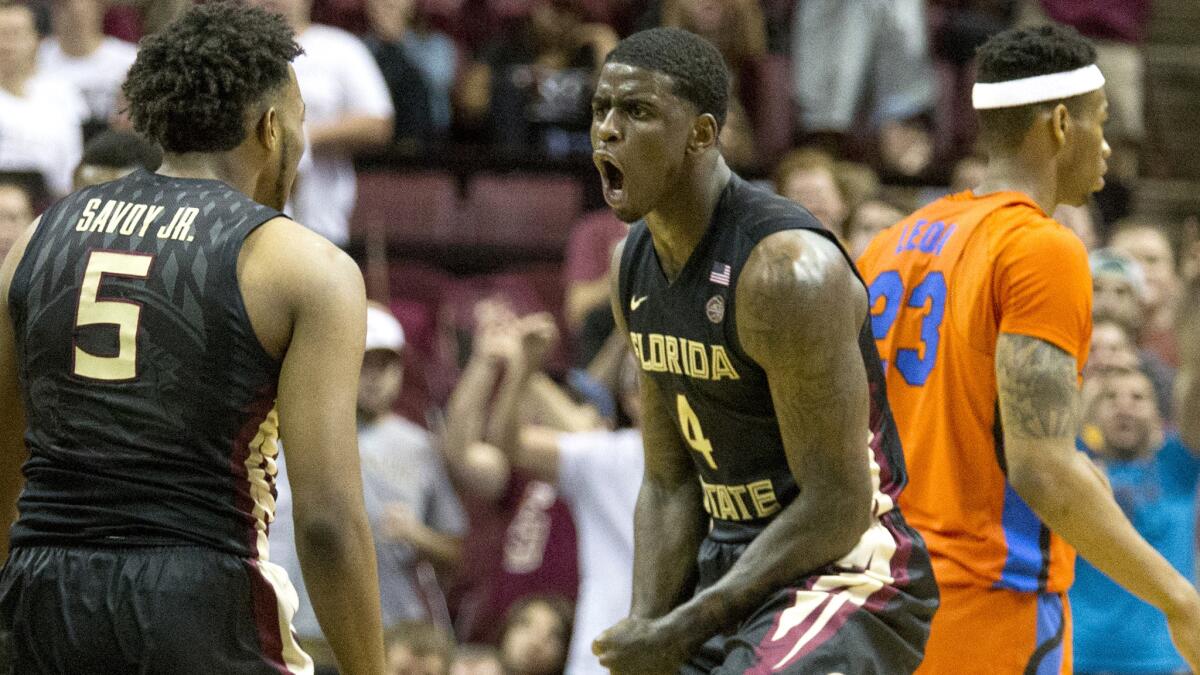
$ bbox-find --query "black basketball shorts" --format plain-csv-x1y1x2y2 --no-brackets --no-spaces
681,511,939,675
0,545,312,674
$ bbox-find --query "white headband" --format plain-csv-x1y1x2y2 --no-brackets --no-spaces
972,64,1105,110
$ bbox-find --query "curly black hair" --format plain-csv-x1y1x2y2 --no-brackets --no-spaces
122,2,303,154
976,24,1096,84
605,27,729,128
974,25,1098,146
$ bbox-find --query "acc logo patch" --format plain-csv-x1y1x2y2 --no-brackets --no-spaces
705,295,725,324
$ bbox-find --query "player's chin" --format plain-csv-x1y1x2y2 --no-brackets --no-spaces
608,199,647,223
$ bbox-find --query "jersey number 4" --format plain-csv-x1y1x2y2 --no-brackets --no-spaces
867,270,946,386
677,394,718,469
73,251,153,381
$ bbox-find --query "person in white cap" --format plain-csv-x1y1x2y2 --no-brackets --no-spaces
857,23,1200,673
271,303,467,673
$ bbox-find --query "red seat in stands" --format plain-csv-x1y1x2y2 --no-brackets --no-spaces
351,170,461,247
463,173,583,250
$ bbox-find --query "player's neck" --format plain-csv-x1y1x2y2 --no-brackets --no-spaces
644,157,731,282
975,153,1058,216
156,153,261,200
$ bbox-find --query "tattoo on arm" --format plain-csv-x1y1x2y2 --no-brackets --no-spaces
996,333,1080,439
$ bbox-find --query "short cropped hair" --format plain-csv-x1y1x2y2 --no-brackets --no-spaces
122,2,303,154
81,130,162,172
606,27,730,128
974,24,1098,147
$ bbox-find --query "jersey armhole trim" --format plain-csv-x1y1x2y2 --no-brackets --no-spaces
231,213,288,372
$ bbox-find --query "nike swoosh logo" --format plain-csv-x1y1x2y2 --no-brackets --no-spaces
630,295,649,311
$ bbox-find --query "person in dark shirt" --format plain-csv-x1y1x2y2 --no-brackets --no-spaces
588,27,937,674
363,0,458,148
0,4,385,673
464,0,616,157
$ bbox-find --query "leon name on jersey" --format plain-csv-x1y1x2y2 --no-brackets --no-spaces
629,331,740,382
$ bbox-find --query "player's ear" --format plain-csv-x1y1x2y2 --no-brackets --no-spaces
689,113,719,154
1049,103,1070,149
255,106,279,151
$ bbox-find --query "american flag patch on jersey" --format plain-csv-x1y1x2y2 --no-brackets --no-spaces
709,262,731,286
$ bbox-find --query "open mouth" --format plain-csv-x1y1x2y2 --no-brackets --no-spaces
596,155,626,202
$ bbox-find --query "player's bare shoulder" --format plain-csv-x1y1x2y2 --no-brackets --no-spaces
736,229,866,366
239,216,366,359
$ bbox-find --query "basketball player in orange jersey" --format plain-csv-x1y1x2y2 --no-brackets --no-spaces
857,25,1200,674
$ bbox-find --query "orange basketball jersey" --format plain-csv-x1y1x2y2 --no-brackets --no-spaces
857,190,1092,594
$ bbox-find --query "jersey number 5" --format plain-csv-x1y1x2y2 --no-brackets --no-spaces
74,251,153,381
867,270,947,386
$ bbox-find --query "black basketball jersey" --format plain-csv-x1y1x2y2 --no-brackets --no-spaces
618,174,909,543
7,169,284,559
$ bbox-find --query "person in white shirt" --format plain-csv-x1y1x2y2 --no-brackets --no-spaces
250,0,394,246
471,310,644,675
38,0,137,125
0,2,86,199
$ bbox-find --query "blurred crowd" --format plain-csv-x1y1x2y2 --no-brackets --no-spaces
4,0,1200,674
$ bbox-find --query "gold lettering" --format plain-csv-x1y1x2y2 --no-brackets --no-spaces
748,479,780,518
157,208,181,239
171,207,198,241
118,205,147,236
699,479,782,522
687,341,709,380
75,198,101,231
138,205,165,238
629,332,645,366
89,200,116,232
104,201,134,233
176,208,198,242
726,485,753,520
715,486,739,520
664,335,681,375
630,333,740,382
712,346,739,381
646,334,667,372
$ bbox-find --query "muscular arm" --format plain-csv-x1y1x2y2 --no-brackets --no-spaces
608,239,708,621
248,222,385,675
0,218,39,559
658,231,873,645
628,371,708,618
998,333,1199,619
